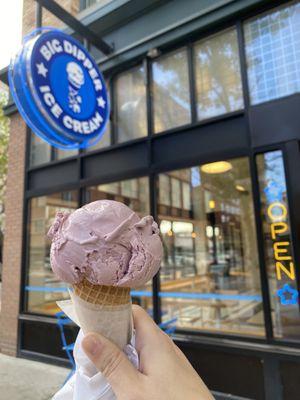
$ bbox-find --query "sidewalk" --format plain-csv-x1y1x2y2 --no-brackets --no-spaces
0,353,69,400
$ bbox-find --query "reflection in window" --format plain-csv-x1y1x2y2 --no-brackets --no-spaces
56,148,78,160
171,177,181,209
26,191,78,315
152,48,191,133
86,120,111,151
182,182,191,210
115,66,147,143
194,28,244,120
159,175,171,206
29,132,78,165
30,132,51,167
87,128,111,151
87,82,111,151
85,177,152,312
158,158,264,336
257,151,300,340
86,177,149,215
244,2,300,105
84,0,114,9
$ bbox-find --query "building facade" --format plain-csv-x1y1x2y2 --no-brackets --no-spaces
1,0,300,399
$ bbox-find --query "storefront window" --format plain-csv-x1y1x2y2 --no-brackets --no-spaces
152,48,191,133
194,28,244,121
87,82,111,151
83,0,114,9
257,151,300,340
158,158,264,336
115,65,147,143
171,177,181,208
26,191,78,315
29,131,79,165
29,132,51,167
56,148,78,160
87,128,111,151
86,177,149,215
244,2,300,105
159,175,171,207
86,112,111,151
85,177,152,312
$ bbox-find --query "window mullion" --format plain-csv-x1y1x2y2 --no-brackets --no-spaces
187,43,197,124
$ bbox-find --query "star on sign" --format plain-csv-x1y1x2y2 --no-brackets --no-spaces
36,62,48,78
277,284,298,305
97,96,106,108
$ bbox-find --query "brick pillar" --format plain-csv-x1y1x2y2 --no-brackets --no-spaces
0,0,80,356
0,113,26,355
22,0,80,36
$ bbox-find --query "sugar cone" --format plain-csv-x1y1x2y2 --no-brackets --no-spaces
71,279,132,349
74,279,130,305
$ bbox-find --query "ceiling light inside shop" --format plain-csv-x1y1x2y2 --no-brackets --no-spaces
236,184,246,192
201,161,232,174
160,220,172,234
173,221,193,233
209,200,216,209
206,225,213,238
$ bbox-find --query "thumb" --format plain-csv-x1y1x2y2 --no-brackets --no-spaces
82,332,141,397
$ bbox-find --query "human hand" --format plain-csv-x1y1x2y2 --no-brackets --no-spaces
82,305,214,400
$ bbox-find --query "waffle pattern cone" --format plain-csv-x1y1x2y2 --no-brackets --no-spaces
74,279,130,306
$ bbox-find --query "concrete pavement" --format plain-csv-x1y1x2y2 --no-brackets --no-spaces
0,353,69,400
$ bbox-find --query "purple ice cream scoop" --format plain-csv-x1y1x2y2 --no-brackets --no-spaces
47,200,163,288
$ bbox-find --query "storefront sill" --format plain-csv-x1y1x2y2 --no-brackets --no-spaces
173,333,300,359
18,349,71,368
19,313,72,325
19,314,300,359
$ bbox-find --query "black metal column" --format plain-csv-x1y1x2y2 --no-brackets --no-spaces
35,1,42,28
237,20,273,340
263,357,283,400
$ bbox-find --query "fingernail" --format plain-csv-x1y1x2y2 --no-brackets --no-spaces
83,334,102,357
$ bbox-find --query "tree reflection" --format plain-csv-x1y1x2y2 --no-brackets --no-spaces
116,66,147,142
194,28,244,120
152,49,191,133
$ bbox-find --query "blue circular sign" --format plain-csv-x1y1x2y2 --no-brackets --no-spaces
9,28,109,149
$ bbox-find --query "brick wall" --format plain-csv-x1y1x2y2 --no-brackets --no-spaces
0,0,80,356
22,0,80,36
0,114,26,355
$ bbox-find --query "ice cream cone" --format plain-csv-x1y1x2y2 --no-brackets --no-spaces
71,279,132,349
48,200,163,350
73,279,130,306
